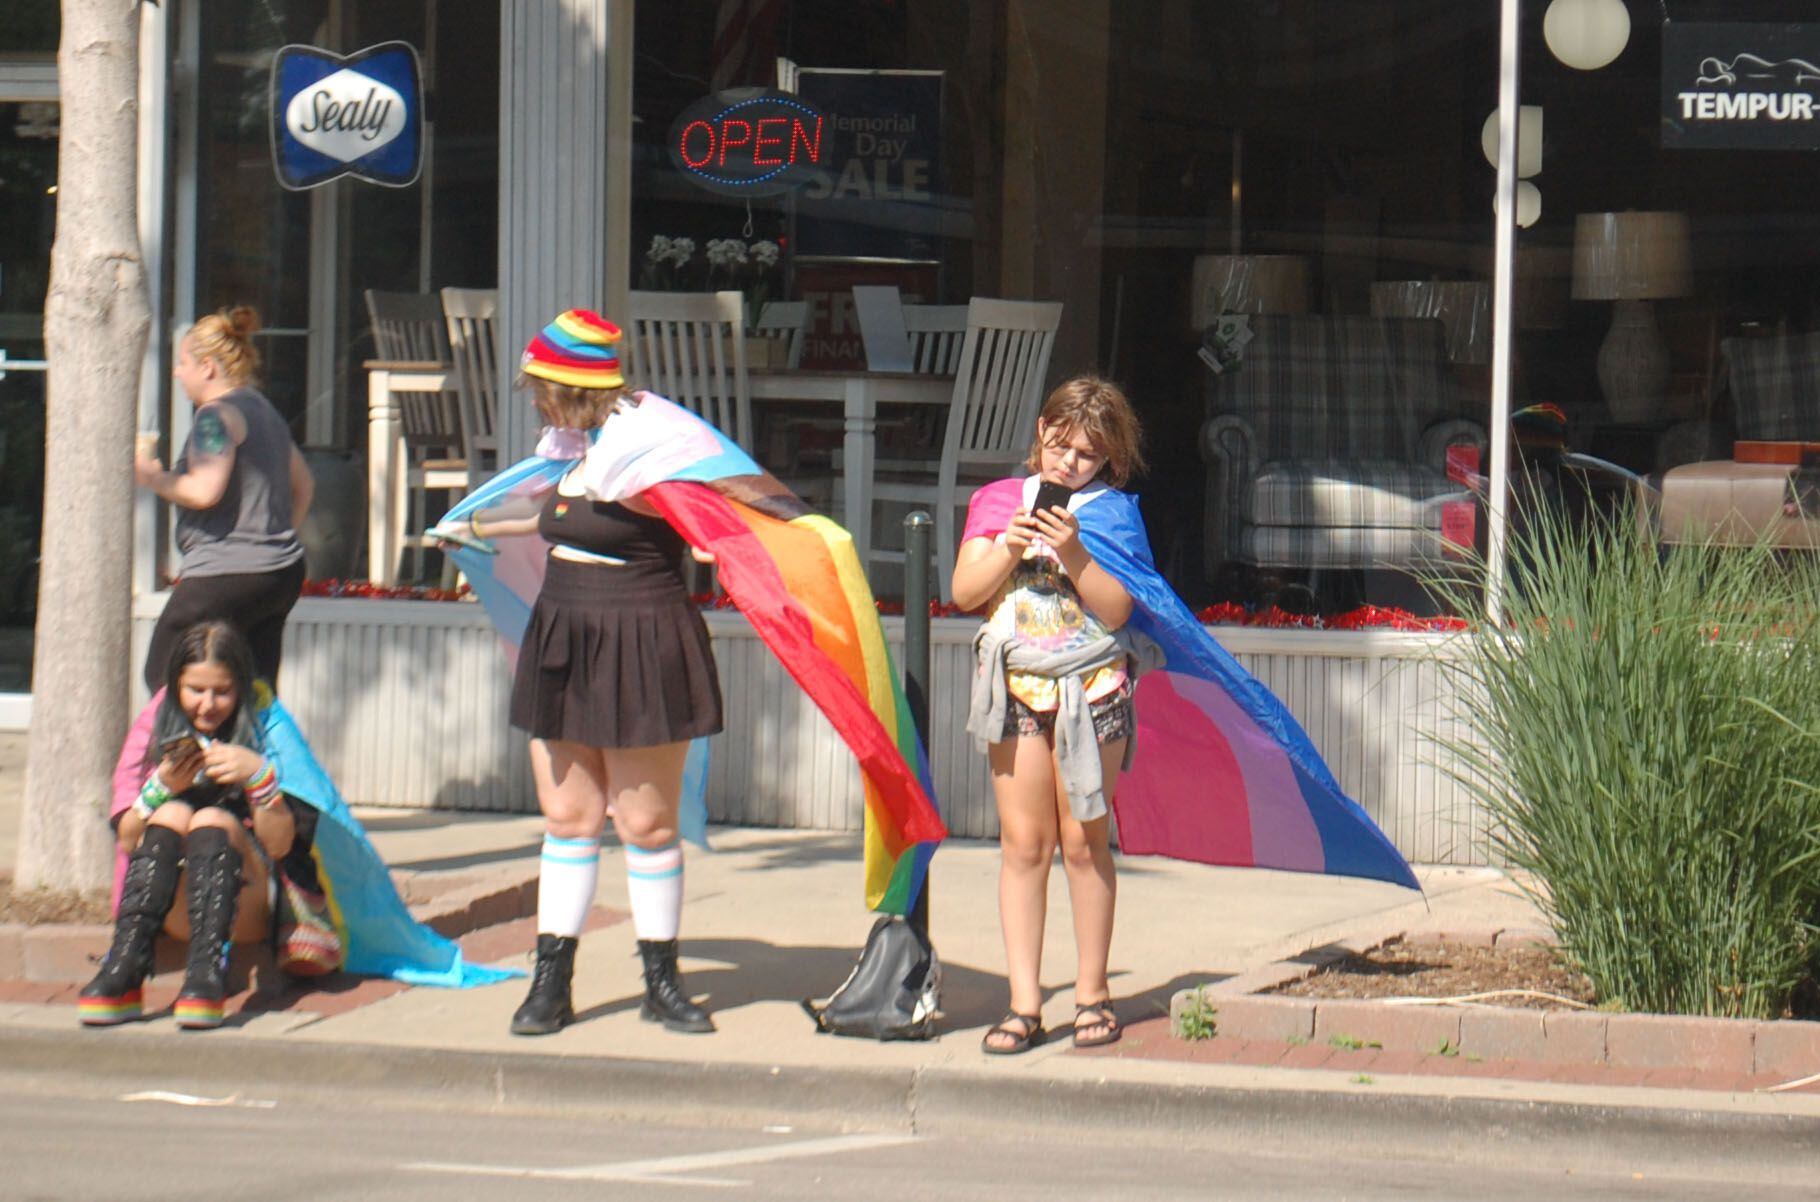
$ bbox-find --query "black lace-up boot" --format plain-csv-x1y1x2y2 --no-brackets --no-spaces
637,938,714,1033
174,827,241,1029
79,826,183,1026
510,933,578,1036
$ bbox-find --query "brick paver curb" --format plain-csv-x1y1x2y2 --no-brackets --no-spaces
0,863,539,985
1168,930,1820,1087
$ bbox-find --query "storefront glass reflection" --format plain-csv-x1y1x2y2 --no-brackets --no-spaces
632,1,1502,620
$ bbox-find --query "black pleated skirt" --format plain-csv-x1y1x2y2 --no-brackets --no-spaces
509,555,724,748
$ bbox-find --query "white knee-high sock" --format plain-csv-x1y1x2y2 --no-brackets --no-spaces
537,834,601,937
624,841,683,941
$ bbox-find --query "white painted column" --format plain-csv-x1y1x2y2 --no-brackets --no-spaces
496,0,632,464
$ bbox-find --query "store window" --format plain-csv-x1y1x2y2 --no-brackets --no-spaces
188,0,498,449
1511,1,1820,560
631,1,1501,622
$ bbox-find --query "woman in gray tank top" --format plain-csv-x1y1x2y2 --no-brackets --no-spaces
134,307,314,692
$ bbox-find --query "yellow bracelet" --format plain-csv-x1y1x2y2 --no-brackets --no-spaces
469,513,485,540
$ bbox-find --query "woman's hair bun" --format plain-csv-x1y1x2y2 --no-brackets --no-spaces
225,305,262,339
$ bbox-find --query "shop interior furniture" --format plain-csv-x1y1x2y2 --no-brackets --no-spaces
748,300,809,369
365,290,463,583
866,296,1063,601
1658,329,1820,547
1571,210,1693,423
624,289,753,450
439,287,502,480
1199,313,1485,583
903,303,970,374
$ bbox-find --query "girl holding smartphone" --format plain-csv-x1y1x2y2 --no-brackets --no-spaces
951,376,1145,1055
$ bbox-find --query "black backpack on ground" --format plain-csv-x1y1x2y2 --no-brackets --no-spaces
802,914,941,1041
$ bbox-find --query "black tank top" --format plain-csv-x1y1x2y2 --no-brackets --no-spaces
538,490,687,565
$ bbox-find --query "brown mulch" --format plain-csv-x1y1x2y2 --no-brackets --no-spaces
0,876,114,926
1271,938,1599,1011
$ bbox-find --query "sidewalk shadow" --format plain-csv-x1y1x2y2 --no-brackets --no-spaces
568,936,1014,1030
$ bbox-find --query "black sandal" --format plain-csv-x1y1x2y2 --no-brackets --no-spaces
981,1010,1045,1055
1072,1000,1121,1048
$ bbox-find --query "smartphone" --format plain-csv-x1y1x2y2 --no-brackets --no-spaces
1031,480,1076,516
159,734,201,760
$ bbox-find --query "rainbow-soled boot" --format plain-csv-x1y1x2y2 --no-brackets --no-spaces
78,827,182,1028
173,827,241,1031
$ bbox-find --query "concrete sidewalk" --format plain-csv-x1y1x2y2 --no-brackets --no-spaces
6,728,1820,1177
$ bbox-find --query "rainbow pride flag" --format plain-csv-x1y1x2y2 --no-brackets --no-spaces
964,476,1418,890
443,395,945,914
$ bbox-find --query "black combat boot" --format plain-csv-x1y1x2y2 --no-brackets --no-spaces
78,826,183,1026
174,827,241,1030
510,933,579,1036
637,938,714,1033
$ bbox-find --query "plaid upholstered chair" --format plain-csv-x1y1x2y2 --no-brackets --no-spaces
1199,314,1485,578
1722,330,1820,443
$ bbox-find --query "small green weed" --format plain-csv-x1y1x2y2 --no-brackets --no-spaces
1172,987,1219,1041
1351,1073,1374,1085
1328,1034,1381,1051
1432,1038,1460,1058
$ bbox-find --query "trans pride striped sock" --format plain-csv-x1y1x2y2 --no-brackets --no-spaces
624,841,683,940
536,833,601,937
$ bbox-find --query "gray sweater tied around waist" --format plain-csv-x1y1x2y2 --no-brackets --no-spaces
967,625,1165,822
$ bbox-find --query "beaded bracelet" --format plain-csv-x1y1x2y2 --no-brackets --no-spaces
131,773,173,821
245,759,281,809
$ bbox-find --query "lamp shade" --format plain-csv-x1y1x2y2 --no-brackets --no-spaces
1543,0,1631,71
1191,254,1311,328
1571,211,1693,301
1370,281,1492,364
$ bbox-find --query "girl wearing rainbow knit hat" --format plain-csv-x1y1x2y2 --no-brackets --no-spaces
453,309,722,1036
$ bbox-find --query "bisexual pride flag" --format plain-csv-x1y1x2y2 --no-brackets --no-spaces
443,395,946,914
963,477,1418,890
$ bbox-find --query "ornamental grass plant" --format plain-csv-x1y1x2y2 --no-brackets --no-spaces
1431,498,1820,1019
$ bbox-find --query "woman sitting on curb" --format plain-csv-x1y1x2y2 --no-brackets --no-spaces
81,621,518,1029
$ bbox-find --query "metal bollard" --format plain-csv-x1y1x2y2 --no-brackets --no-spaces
902,511,933,935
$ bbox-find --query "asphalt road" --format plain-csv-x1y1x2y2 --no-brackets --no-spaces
3,1069,1808,1202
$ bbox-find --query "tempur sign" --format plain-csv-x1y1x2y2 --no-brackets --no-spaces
1663,23,1820,150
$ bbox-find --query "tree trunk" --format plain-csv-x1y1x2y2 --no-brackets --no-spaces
15,0,150,893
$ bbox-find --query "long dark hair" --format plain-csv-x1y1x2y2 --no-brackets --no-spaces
147,621,264,765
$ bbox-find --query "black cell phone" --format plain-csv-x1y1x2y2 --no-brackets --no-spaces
159,734,200,760
1031,480,1076,515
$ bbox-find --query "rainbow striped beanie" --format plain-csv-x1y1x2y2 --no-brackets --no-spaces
521,309,624,390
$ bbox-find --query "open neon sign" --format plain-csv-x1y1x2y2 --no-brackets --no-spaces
668,88,825,196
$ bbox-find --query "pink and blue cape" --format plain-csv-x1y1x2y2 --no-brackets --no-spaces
963,477,1418,890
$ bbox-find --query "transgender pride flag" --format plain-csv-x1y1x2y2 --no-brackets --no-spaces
444,395,945,915
963,477,1418,891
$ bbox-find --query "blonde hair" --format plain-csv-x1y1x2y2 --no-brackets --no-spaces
522,374,624,429
1023,375,1145,487
187,306,262,386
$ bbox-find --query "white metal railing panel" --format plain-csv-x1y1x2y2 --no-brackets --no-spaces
130,596,1491,862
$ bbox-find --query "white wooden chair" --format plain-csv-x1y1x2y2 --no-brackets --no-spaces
868,297,1064,601
440,287,501,480
903,304,969,374
749,300,809,369
623,290,752,450
366,290,464,581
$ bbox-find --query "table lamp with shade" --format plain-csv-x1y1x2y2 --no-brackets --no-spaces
1190,254,1311,329
1571,210,1692,423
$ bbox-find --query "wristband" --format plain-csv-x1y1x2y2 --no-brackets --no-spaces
245,759,281,809
469,512,486,540
132,773,173,820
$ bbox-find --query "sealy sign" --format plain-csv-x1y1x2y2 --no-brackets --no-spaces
270,42,423,189
668,88,826,197
1663,23,1820,150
